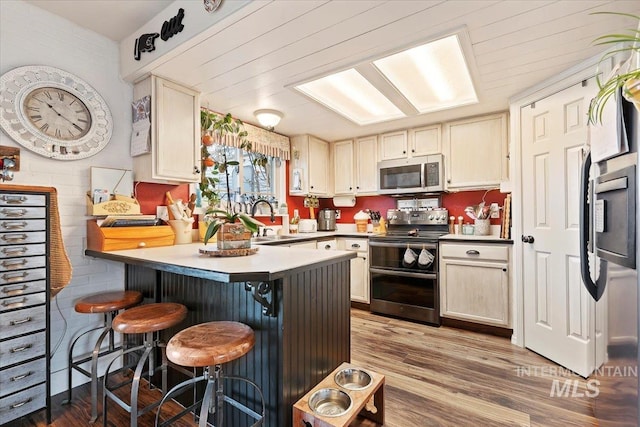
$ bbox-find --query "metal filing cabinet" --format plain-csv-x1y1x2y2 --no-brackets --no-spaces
0,191,50,424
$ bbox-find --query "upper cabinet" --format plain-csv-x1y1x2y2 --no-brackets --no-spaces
379,125,441,161
444,112,508,190
333,136,378,196
290,134,331,196
133,75,201,183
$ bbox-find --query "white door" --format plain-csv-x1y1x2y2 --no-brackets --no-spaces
521,82,596,377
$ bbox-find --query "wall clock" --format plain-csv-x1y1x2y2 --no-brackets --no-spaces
0,65,113,160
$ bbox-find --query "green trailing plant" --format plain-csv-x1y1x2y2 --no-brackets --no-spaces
588,12,640,124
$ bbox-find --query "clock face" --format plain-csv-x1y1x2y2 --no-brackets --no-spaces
0,65,113,160
24,87,92,141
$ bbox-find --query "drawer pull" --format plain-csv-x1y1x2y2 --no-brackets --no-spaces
466,250,480,255
10,397,32,409
3,297,27,307
1,221,28,230
2,246,28,255
1,234,28,242
2,284,27,294
2,271,29,282
351,243,361,249
0,195,27,204
10,343,33,353
324,244,331,249
2,258,28,268
10,371,33,382
1,208,27,217
9,316,32,326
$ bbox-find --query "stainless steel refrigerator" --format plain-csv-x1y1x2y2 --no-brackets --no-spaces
581,96,639,425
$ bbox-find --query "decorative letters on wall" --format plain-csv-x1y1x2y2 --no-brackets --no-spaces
134,8,185,61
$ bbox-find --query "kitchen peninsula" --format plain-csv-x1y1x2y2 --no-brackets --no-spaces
85,243,355,427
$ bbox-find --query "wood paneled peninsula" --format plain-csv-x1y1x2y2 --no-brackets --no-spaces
85,243,355,427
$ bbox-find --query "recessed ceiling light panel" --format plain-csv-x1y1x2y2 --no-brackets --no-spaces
295,69,405,125
373,34,478,113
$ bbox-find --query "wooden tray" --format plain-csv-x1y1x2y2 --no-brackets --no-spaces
199,247,259,257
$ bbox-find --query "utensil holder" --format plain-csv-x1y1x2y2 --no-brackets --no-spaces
169,220,193,244
474,219,490,236
355,219,368,233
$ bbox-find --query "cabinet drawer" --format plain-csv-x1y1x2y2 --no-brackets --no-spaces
0,280,46,298
0,244,46,259
0,220,46,233
0,268,46,286
0,207,46,220
0,332,46,367
0,358,46,397
343,239,368,252
0,194,46,207
0,383,46,424
0,305,46,338
0,231,46,245
1,292,46,312
318,239,338,250
0,256,46,272
440,243,508,262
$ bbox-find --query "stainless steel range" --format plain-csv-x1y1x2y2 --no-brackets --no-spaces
369,207,448,325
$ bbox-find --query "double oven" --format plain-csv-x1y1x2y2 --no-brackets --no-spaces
369,208,448,325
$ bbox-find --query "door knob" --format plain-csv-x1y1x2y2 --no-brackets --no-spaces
521,235,535,244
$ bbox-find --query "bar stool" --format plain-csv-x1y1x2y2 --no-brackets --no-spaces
155,321,265,427
103,302,187,427
64,290,143,422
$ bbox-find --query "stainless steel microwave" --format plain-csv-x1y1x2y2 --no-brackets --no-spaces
377,154,444,194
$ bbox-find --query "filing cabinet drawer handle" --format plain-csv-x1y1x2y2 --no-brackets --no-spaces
1,246,28,255
1,259,27,268
9,316,32,326
1,208,27,217
2,271,29,282
1,234,27,243
10,343,33,352
10,398,32,409
1,221,28,230
2,297,26,307
10,371,32,382
0,195,27,204
1,284,27,294
466,250,480,255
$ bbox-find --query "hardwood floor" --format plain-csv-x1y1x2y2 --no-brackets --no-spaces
10,309,596,426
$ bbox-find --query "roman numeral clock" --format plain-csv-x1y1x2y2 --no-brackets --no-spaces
0,65,113,160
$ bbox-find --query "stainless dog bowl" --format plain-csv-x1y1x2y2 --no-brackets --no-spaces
334,368,372,390
309,388,352,417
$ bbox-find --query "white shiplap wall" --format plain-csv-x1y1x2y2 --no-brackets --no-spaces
0,0,134,395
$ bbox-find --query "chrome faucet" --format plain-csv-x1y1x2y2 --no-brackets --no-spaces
251,199,275,222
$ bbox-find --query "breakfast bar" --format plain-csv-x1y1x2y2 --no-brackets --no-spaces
85,243,355,427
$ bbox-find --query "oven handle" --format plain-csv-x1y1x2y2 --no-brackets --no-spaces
369,241,437,250
369,267,436,280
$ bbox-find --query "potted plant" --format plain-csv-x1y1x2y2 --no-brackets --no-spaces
588,12,640,124
199,110,262,247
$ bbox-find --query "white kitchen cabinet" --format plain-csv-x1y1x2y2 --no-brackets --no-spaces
338,238,369,303
317,238,338,251
333,136,378,196
439,242,510,327
444,112,508,190
133,75,201,183
409,124,441,156
288,240,317,249
379,130,408,161
290,135,331,196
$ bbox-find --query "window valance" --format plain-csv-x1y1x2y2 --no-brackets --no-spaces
202,108,290,160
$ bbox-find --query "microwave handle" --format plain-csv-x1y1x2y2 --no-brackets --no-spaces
420,163,426,188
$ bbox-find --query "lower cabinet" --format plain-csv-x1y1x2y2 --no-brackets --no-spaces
337,238,369,304
439,242,510,327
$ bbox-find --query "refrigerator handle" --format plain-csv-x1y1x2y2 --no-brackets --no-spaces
580,151,608,301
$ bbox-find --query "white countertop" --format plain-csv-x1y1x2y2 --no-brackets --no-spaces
439,233,513,243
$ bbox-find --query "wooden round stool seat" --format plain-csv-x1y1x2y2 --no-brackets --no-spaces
166,321,255,367
74,290,143,314
112,303,187,334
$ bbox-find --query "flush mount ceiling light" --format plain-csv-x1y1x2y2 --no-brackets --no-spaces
292,31,478,125
254,109,283,130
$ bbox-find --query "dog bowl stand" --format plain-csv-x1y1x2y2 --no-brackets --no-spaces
293,362,385,427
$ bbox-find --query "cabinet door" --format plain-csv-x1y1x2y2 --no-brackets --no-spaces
379,130,408,161
355,136,378,195
350,253,369,303
308,136,329,195
410,124,441,156
445,113,508,190
440,259,509,327
333,140,354,195
154,76,201,182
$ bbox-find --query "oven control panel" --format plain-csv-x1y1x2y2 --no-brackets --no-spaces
386,209,449,225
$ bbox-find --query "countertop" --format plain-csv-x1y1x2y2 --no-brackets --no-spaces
439,233,514,244
257,230,513,244
85,242,356,282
